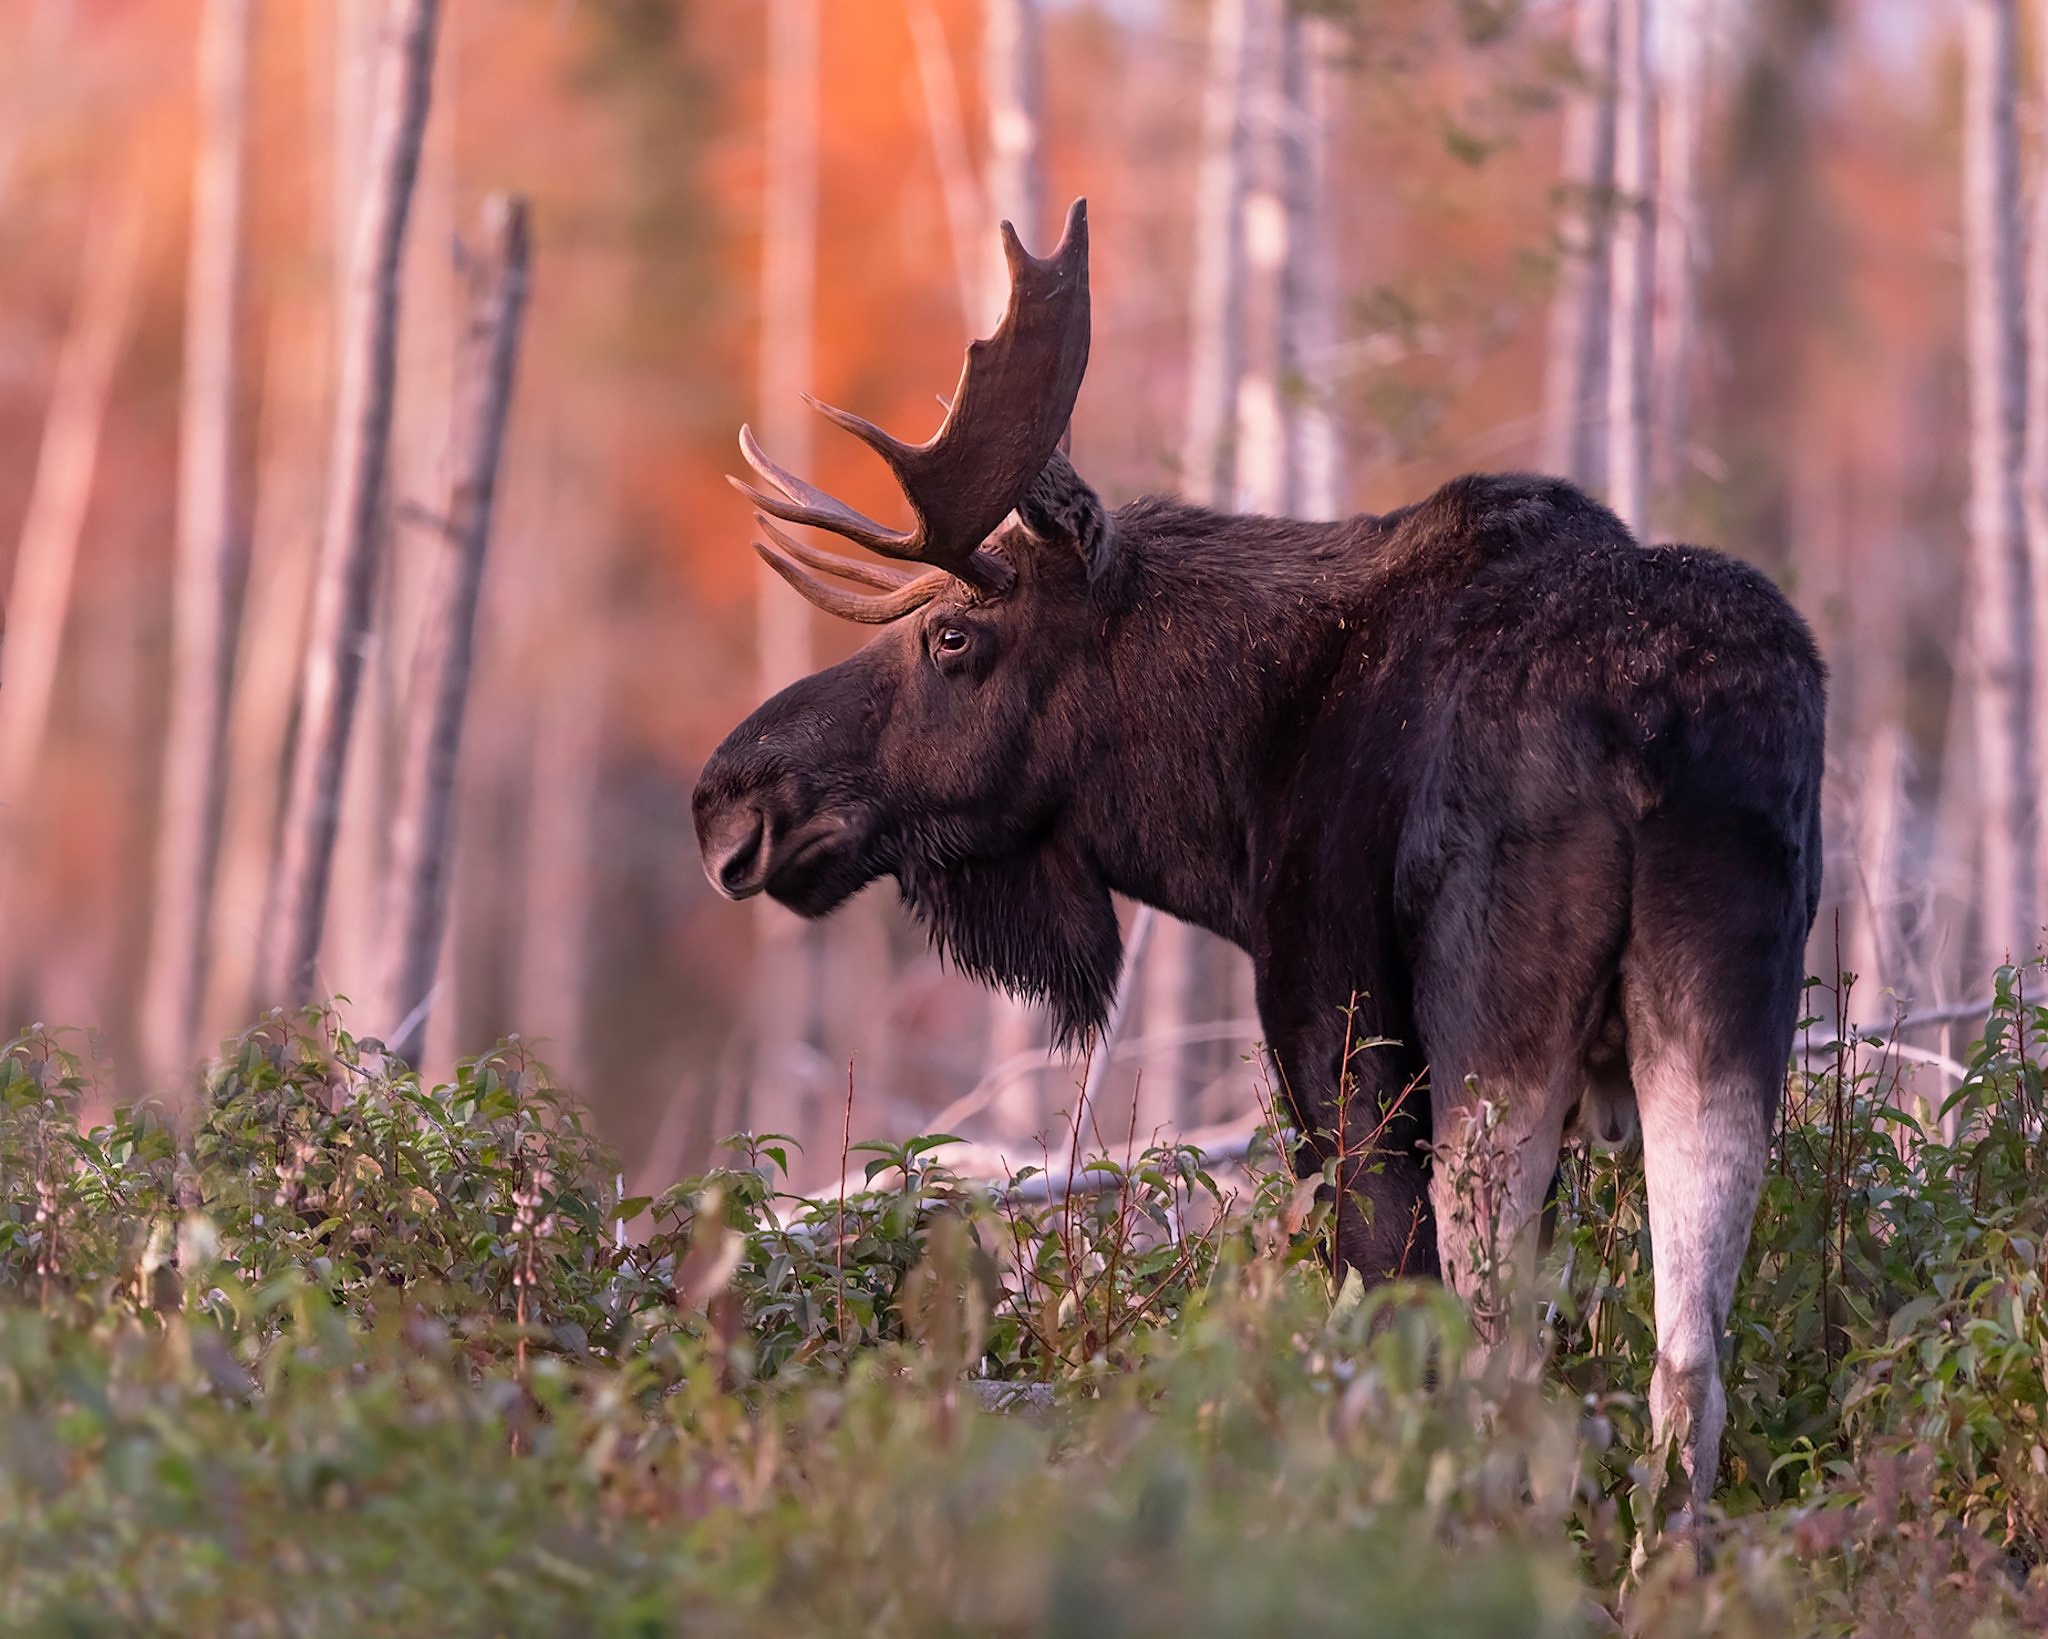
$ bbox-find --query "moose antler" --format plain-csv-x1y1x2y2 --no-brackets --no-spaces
733,198,1090,620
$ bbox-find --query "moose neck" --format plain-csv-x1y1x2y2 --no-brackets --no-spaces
1072,500,1372,950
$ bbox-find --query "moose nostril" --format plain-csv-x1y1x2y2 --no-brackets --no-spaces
709,811,769,899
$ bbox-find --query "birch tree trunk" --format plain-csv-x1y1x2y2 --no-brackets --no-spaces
0,202,143,1015
1236,7,1285,518
1847,724,1909,999
1605,0,1654,538
1842,409,1915,1003
1963,0,2035,964
905,0,985,333
758,0,818,725
140,0,251,1085
982,0,1043,326
1652,0,1706,493
334,10,462,1016
748,0,826,1140
1278,9,1343,521
1179,0,1260,504
376,197,530,1067
1236,2,1343,521
1931,665,1984,1010
1541,0,1617,487
333,0,377,305
2021,0,2048,927
315,0,389,1016
208,0,348,1039
1145,0,1266,1135
260,0,440,1007
906,0,1044,334
202,304,323,1042
981,0,1050,1134
515,598,604,1092
502,408,611,1090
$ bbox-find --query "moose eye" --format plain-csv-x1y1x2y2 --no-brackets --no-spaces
934,625,971,657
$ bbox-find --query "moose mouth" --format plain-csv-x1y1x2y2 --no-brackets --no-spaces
702,806,877,918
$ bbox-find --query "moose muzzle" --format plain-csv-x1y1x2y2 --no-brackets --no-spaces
693,751,872,912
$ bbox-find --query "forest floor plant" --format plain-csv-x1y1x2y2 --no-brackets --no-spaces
2,977,2048,1633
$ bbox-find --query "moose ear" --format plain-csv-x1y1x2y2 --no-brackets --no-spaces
1017,447,1115,581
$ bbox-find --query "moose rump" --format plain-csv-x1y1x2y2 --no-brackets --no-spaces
690,198,1826,1536
1380,519,1824,1522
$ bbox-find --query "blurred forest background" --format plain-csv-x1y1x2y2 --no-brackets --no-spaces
0,0,2016,1193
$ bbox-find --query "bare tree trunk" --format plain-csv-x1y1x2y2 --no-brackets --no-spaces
334,0,377,297
140,0,251,1085
505,421,608,1090
2022,0,2048,928
1847,724,1909,999
0,202,143,1016
976,0,1051,1130
1238,4,1343,521
1144,0,1267,1136
516,628,603,1088
1652,0,1706,494
1800,442,1864,983
982,0,1042,325
376,197,530,1066
331,9,461,1018
1235,3,1285,518
315,0,389,1017
1605,0,1653,538
334,6,451,1017
1932,665,1984,1007
212,0,340,1039
1180,0,1260,503
323,518,395,1006
77,467,144,1074
1840,410,1914,1002
748,0,826,1140
202,305,323,1043
906,0,985,333
1277,10,1343,521
1964,0,2035,964
423,798,466,1079
260,0,440,1007
1135,873,1197,1141
758,0,818,717
906,0,1045,329
1541,0,1617,487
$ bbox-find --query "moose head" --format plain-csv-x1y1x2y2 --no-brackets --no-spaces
693,201,1141,1045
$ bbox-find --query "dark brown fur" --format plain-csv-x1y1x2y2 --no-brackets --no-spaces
694,462,1825,1288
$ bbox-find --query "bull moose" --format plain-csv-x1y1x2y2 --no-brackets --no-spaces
692,200,1825,1527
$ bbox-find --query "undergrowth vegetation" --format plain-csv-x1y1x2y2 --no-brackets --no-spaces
4,975,2048,1633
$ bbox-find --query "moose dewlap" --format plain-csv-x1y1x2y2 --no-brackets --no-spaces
692,199,1826,1533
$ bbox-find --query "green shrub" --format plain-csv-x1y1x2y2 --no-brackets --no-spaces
4,985,2048,1634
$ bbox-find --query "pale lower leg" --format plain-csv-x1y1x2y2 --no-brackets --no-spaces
1637,1065,1769,1529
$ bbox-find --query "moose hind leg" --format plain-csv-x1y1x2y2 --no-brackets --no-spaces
1630,1032,1769,1533
1427,1068,1575,1371
1411,803,1633,1370
1624,803,1807,1536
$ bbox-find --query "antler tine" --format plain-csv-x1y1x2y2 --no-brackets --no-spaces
805,396,918,478
883,196,1089,558
998,217,1031,282
753,537,948,624
731,426,917,556
755,514,922,591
